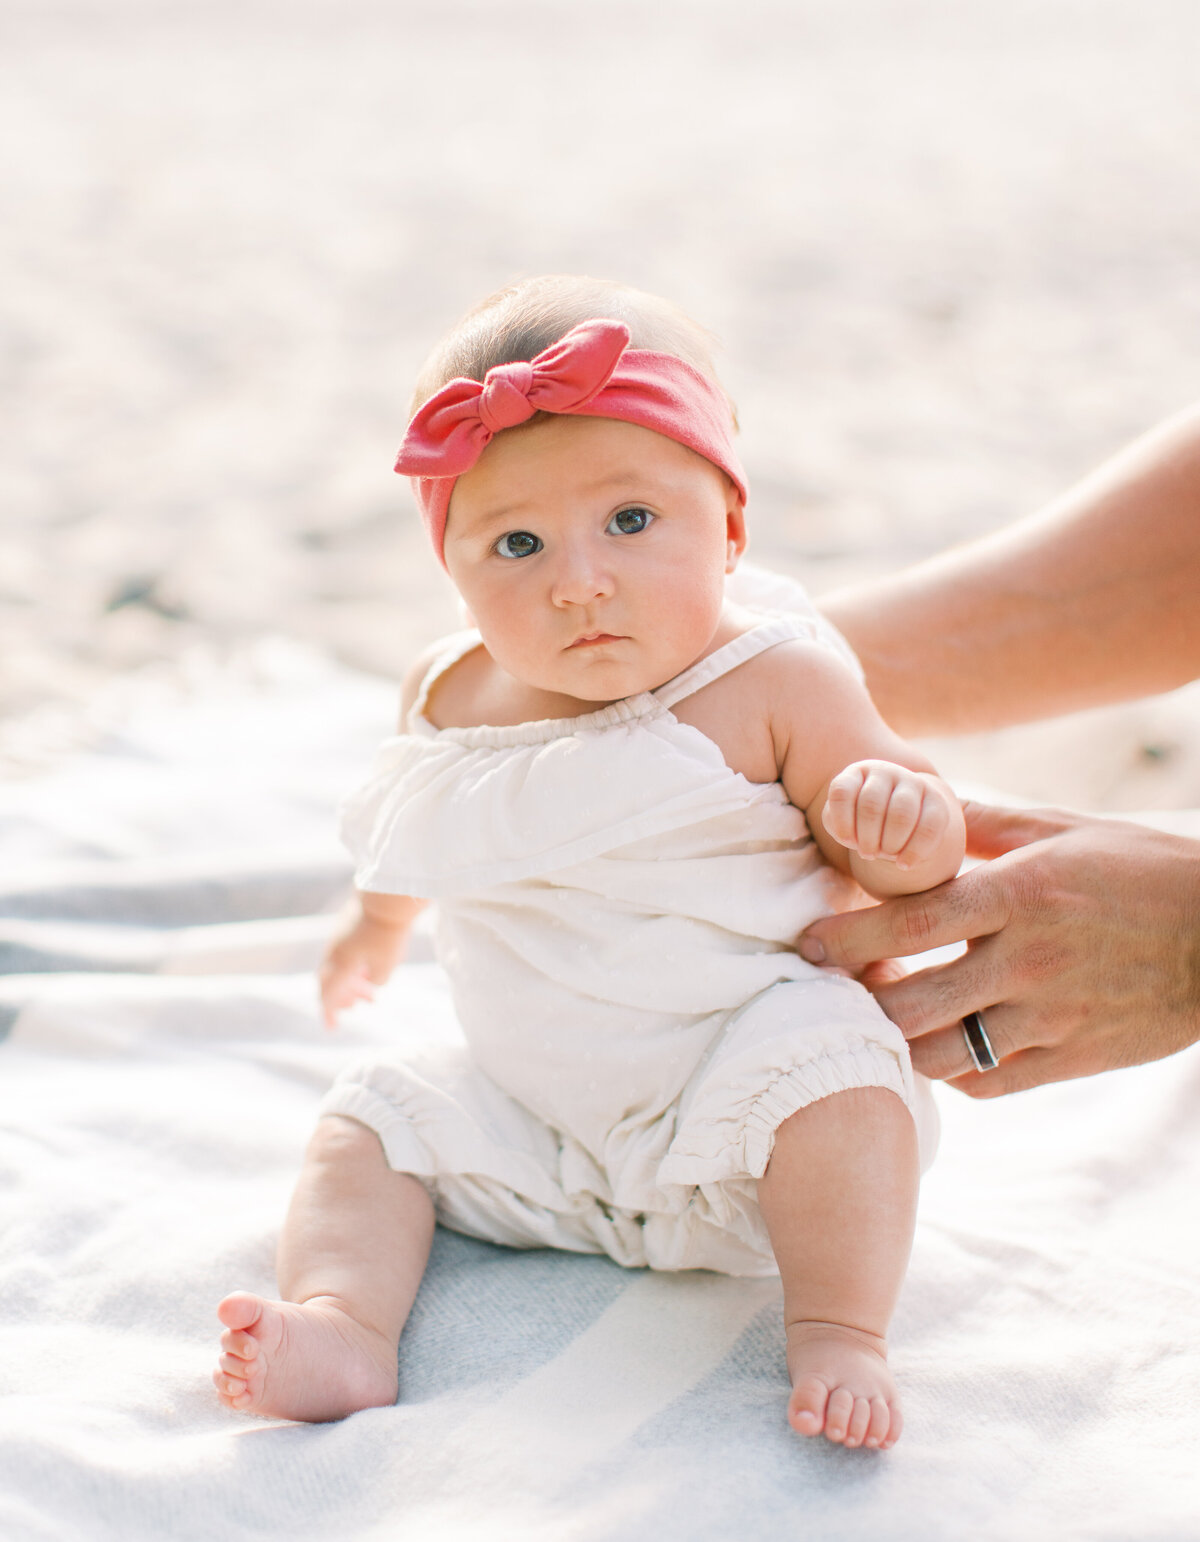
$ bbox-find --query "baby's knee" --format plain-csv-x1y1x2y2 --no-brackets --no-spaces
305,1113,387,1170
780,1085,912,1137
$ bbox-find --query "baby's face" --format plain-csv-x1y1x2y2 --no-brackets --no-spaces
443,415,746,705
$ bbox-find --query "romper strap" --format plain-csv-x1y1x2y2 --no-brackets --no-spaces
653,618,817,710
406,630,484,730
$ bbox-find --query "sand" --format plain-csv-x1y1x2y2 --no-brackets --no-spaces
4,0,1200,805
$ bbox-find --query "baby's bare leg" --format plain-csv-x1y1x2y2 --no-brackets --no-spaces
757,1087,918,1450
213,1115,435,1422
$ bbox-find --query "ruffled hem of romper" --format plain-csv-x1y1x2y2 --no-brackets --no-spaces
320,1081,439,1179
318,1059,574,1213
656,1039,913,1196
320,1061,648,1259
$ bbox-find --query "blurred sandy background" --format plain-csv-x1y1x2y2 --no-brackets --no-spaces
3,0,1200,805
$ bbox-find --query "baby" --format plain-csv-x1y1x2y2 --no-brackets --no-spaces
213,276,965,1450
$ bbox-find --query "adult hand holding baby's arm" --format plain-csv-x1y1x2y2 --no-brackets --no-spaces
319,892,426,1029
819,761,966,897
799,803,1200,1094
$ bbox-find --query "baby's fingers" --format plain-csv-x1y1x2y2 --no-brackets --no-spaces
846,764,904,859
890,794,951,870
877,780,926,863
320,966,375,1029
823,764,869,847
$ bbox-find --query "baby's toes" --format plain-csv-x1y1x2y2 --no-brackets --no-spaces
213,1369,252,1409
823,1386,856,1443
787,1375,830,1436
217,1290,266,1335
220,1328,259,1361
880,1401,903,1450
843,1395,874,1448
863,1395,892,1449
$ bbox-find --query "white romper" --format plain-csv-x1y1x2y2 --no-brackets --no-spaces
324,572,938,1277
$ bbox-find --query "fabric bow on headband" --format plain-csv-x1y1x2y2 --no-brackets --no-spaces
395,318,747,566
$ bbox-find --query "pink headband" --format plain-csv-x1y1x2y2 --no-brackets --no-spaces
395,319,747,565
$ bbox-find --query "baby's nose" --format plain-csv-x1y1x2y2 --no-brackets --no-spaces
551,543,615,604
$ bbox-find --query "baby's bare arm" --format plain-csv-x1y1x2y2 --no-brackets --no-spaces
763,643,965,897
320,646,442,1028
319,892,426,1028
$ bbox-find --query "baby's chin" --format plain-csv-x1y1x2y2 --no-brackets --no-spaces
522,657,665,711
562,644,699,696
484,630,709,709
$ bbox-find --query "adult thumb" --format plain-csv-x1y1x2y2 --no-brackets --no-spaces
962,800,1073,859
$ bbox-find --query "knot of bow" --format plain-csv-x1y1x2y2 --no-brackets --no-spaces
396,319,631,480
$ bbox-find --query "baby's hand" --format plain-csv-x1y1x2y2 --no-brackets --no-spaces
318,912,409,1030
823,760,954,874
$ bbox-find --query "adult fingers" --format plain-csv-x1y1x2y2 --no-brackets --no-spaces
870,946,1014,1047
904,1004,1022,1080
799,863,1011,970
962,801,1074,860
907,1022,979,1080
857,958,908,991
943,1044,1079,1100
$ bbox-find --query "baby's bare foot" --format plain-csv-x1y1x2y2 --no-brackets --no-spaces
785,1321,902,1449
213,1291,398,1423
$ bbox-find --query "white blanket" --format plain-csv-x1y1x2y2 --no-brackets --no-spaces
2,644,1197,1541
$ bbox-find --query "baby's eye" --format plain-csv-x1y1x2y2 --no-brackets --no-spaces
607,506,654,536
494,530,543,559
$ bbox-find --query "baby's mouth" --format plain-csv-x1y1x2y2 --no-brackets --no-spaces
568,632,626,649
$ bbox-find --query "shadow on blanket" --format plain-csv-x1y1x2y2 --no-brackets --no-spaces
1,647,1196,1541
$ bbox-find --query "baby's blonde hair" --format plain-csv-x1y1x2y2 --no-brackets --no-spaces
411,275,737,427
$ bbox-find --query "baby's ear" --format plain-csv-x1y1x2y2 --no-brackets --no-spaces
724,483,748,573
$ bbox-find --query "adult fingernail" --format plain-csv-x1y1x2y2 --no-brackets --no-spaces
799,936,825,963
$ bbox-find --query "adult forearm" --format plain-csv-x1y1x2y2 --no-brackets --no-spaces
819,404,1200,735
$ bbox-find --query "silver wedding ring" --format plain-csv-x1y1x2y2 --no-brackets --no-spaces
961,1010,999,1072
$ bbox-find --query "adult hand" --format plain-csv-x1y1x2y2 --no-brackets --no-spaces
798,802,1200,1097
